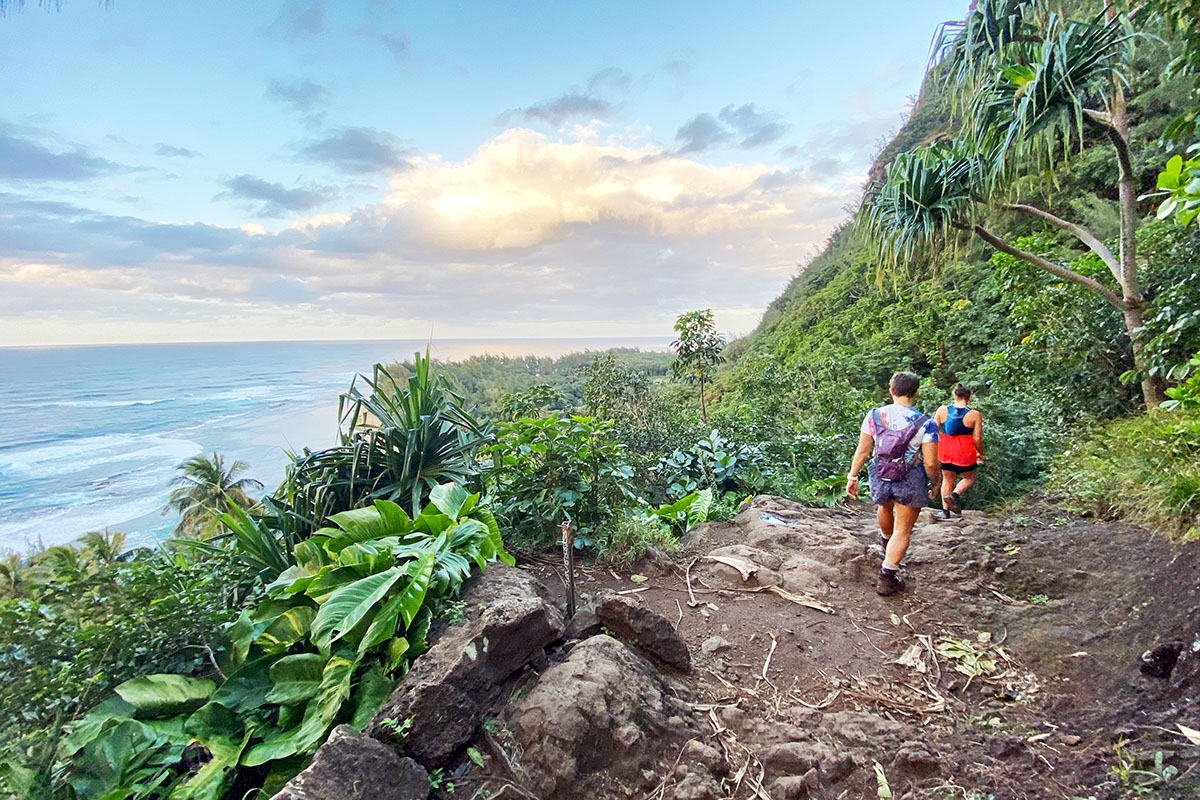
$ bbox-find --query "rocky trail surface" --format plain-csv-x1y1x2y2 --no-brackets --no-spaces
276,497,1200,800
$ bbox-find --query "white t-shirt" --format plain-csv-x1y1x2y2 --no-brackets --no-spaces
861,403,938,461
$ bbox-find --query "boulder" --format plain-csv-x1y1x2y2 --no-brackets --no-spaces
274,726,429,800
507,635,703,799
594,591,692,672
368,564,563,765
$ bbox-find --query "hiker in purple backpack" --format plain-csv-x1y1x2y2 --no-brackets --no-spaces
845,372,940,596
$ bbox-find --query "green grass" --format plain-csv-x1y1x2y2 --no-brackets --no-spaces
1050,409,1200,539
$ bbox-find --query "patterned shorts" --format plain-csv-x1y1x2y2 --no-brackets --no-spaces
868,461,929,508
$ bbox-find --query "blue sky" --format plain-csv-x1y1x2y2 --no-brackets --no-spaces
0,0,966,345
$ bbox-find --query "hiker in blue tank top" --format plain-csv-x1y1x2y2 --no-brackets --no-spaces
845,372,941,597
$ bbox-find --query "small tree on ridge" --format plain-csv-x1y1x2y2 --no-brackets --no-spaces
671,309,726,425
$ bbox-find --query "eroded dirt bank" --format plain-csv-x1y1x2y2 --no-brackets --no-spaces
280,496,1200,800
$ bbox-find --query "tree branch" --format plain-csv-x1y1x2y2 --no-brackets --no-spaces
972,224,1127,310
999,202,1121,282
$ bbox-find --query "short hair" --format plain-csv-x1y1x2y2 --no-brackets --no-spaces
889,371,920,398
953,383,972,400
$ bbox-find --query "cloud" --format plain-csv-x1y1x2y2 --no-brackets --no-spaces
296,127,413,174
154,143,200,158
0,130,857,344
377,33,410,63
265,0,325,39
0,123,124,181
674,103,791,154
266,79,329,115
674,113,730,154
497,68,630,128
215,174,337,217
718,104,790,148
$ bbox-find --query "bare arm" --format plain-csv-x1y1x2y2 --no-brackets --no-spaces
922,440,940,492
846,431,873,498
969,410,984,460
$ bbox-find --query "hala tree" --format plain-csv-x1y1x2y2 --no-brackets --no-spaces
860,0,1174,407
671,309,726,424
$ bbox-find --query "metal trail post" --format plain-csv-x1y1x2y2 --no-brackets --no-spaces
561,520,576,618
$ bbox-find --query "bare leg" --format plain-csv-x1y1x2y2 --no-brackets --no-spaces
940,470,956,509
876,501,895,540
885,503,922,566
954,471,977,497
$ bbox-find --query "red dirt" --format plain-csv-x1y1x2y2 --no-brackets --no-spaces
519,496,1200,799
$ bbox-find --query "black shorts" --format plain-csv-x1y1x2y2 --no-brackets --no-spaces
940,462,978,474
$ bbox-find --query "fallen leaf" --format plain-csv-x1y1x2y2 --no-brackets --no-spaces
706,602,720,611
1178,723,1200,746
630,574,648,584
703,555,760,581
892,643,927,673
889,613,901,626
1067,651,1089,658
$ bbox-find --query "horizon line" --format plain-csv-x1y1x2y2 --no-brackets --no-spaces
0,334,675,352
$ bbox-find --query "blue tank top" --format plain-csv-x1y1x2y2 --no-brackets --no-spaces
942,406,974,436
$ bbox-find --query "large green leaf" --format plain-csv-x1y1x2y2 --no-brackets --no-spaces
265,653,327,706
349,664,393,730
168,729,250,800
115,675,215,717
310,566,410,650
257,606,316,649
241,655,354,767
429,483,472,519
321,500,411,552
395,552,436,628
210,656,275,714
358,585,408,654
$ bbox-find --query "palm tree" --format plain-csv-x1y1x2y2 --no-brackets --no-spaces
165,452,263,538
78,529,127,567
862,0,1169,407
0,553,32,598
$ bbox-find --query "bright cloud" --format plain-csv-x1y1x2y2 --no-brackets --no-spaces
0,127,861,345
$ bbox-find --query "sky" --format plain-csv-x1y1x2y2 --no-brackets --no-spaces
0,0,967,345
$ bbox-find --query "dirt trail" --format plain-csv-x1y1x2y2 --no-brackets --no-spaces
523,496,1200,799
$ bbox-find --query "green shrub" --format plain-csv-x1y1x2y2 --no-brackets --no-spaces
485,414,636,549
598,514,678,569
0,546,256,782
1051,410,1200,538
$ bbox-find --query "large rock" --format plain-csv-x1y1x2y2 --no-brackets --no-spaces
594,591,692,671
273,726,428,800
367,564,564,765
507,635,705,799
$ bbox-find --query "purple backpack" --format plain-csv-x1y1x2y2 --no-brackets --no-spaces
871,408,928,481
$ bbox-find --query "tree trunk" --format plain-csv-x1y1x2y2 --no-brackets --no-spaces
699,377,708,426
1107,53,1166,408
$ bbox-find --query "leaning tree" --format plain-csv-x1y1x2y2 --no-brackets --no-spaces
861,0,1172,407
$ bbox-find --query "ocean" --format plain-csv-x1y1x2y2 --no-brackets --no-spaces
0,338,667,552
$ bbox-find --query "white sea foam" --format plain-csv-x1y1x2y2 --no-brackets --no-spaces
0,434,202,479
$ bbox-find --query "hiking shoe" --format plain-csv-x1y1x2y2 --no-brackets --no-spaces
876,571,906,596
948,492,962,516
936,508,951,521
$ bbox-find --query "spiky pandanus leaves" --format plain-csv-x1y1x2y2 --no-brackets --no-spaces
858,141,983,274
970,11,1130,182
932,0,1043,104
338,352,494,516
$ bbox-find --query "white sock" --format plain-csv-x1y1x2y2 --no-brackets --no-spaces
882,559,900,573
